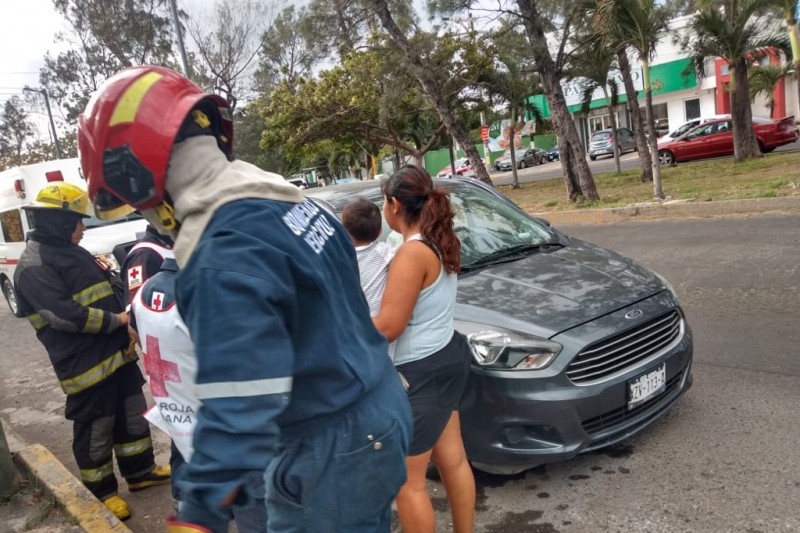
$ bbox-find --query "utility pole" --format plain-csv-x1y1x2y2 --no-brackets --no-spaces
24,87,61,159
169,0,193,79
468,13,492,166
0,419,18,500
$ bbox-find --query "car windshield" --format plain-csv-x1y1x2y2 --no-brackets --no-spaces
328,182,557,268
670,122,698,138
591,132,611,141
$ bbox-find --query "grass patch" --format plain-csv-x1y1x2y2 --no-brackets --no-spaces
499,151,800,212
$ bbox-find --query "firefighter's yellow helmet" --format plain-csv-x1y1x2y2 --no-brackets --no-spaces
24,182,91,218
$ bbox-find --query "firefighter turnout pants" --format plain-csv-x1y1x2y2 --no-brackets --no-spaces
71,364,156,500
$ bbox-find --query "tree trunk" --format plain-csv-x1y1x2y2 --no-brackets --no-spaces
0,419,18,500
787,21,800,118
510,106,520,188
516,0,598,201
368,0,493,187
558,137,583,201
617,48,652,182
642,59,664,199
603,88,622,174
730,58,761,160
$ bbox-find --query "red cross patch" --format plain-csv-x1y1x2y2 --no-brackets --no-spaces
127,265,143,290
151,291,165,310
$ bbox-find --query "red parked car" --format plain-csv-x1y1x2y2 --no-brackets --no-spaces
657,116,799,165
436,158,475,178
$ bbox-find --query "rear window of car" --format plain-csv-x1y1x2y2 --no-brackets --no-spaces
591,132,611,141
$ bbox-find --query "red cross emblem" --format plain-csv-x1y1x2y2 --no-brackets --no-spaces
151,291,165,310
144,335,180,397
127,265,143,290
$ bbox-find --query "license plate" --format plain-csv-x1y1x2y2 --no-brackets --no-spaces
628,364,666,409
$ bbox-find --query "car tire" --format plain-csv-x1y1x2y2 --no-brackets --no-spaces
658,150,675,166
3,278,23,318
519,160,526,169
539,156,547,165
589,155,597,161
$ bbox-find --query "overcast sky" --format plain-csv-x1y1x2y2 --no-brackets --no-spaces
1,0,451,140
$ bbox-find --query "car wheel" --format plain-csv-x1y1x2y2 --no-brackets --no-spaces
3,278,23,317
658,150,675,166
519,160,526,169
589,155,597,161
539,156,547,165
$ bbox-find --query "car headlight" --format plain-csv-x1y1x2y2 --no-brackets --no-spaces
455,321,562,370
95,253,120,272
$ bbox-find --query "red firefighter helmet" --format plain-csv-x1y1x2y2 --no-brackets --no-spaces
77,66,233,220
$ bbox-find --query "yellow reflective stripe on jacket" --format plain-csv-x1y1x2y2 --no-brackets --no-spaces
59,350,127,395
26,313,48,330
113,437,153,458
82,307,104,334
72,281,113,306
79,461,114,483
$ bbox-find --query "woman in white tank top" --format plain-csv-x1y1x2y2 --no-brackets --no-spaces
373,165,475,533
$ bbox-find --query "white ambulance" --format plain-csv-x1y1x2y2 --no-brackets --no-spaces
0,158,147,316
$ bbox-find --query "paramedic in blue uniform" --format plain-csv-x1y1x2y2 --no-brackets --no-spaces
77,65,412,533
121,224,175,306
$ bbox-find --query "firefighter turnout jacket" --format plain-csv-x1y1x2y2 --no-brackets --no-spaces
14,233,136,420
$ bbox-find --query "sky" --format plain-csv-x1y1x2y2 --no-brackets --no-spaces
0,0,68,140
1,0,451,141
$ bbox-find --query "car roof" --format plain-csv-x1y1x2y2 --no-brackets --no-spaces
306,177,468,210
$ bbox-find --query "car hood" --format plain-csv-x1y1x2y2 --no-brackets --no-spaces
455,239,664,338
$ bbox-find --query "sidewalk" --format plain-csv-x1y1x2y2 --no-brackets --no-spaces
0,421,131,533
532,196,800,226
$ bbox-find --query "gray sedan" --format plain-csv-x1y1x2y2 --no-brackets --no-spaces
308,178,693,474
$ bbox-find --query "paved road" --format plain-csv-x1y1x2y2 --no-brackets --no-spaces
1,215,798,532
491,139,800,186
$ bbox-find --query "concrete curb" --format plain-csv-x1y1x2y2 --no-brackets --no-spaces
14,444,132,533
533,196,800,226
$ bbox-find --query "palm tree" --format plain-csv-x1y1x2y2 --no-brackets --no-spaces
515,0,601,202
768,0,800,116
568,35,624,174
480,56,543,188
616,48,654,182
683,0,789,161
595,0,670,199
749,63,794,118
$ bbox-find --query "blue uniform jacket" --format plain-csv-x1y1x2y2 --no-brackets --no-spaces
175,198,393,527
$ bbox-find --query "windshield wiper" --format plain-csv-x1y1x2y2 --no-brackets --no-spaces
462,243,550,272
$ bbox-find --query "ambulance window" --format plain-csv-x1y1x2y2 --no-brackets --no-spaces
0,209,25,242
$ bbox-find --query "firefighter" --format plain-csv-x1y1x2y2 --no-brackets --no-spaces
13,182,171,521
77,66,412,533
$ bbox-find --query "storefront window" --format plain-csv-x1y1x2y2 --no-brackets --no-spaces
685,98,701,121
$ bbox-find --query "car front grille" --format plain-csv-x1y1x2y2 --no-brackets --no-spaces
581,370,684,438
567,310,682,384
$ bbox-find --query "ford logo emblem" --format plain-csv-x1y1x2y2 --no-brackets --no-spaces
625,309,644,320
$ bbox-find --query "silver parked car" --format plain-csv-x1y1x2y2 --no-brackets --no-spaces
308,178,693,474
588,128,637,161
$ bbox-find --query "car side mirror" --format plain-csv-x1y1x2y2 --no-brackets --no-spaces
533,217,551,227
